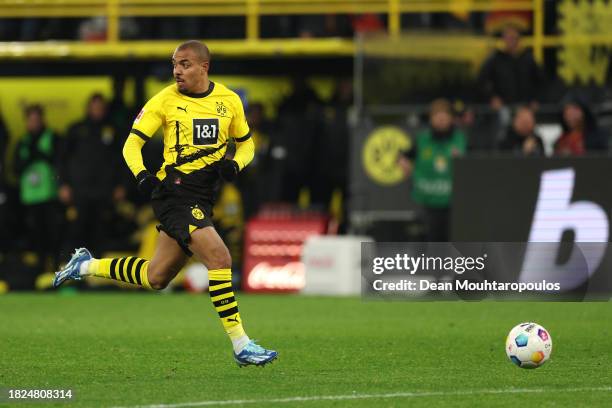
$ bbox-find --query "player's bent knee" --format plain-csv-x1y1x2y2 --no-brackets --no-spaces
207,245,232,270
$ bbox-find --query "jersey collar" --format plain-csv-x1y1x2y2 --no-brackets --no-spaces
179,81,215,98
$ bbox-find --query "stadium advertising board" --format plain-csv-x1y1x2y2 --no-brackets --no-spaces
452,156,612,243
446,157,612,299
360,157,612,300
350,123,419,213
242,214,328,292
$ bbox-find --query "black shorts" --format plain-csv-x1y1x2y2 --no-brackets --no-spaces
151,167,220,256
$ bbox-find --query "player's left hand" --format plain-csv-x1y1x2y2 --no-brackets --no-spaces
217,160,240,182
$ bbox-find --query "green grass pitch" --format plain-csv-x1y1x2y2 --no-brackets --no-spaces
0,293,610,407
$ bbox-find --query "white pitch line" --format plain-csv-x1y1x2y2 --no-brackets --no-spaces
111,386,612,408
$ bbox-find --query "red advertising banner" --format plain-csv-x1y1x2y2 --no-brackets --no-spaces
242,213,329,292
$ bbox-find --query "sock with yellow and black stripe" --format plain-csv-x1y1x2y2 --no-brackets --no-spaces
79,258,152,289
208,268,250,353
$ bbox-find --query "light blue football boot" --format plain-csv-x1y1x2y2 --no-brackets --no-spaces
234,340,278,367
53,248,92,288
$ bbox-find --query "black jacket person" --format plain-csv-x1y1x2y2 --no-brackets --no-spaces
58,93,126,252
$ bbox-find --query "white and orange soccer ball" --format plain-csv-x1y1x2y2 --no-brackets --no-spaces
505,322,553,369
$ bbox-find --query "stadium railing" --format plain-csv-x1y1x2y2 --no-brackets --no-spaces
0,0,544,59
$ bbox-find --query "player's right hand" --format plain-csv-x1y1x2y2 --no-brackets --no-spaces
136,170,161,200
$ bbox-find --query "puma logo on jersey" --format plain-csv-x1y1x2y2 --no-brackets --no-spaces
227,316,240,324
177,105,188,113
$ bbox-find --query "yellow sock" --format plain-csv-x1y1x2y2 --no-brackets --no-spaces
209,268,249,350
87,258,152,289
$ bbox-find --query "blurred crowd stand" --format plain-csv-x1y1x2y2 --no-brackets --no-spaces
0,72,608,290
1,4,612,290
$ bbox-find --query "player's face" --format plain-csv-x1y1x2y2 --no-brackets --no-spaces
172,48,209,93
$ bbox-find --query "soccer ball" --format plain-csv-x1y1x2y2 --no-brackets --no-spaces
505,322,552,369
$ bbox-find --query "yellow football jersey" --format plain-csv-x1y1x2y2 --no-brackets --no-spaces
130,81,250,180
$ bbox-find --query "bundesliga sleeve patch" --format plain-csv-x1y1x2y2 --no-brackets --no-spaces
134,108,145,124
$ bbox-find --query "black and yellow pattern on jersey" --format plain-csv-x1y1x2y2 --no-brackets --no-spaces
130,81,250,181
125,80,253,253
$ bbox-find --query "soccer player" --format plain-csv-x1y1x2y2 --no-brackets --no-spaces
53,40,277,367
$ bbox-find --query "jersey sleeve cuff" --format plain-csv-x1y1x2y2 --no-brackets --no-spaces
130,128,151,141
234,132,251,143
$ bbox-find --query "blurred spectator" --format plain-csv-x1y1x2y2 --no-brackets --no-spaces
59,93,127,254
236,102,273,219
14,105,61,270
0,110,12,253
351,14,385,34
554,97,608,156
420,11,476,31
499,106,545,156
310,79,352,210
452,100,476,128
478,25,544,110
79,17,108,41
278,76,322,116
0,18,81,41
297,15,353,38
108,76,135,139
260,15,295,38
484,5,531,34
398,99,466,241
275,77,325,202
0,108,7,181
79,17,140,41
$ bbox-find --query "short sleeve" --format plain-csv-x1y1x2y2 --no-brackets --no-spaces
130,94,164,140
228,94,250,141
